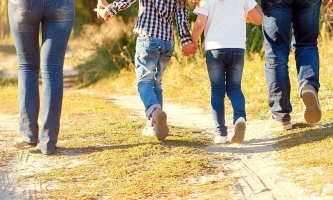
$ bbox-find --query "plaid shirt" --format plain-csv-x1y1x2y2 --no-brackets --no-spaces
106,0,192,46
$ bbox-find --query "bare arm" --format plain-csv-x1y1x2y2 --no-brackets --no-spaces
247,4,263,25
191,14,208,45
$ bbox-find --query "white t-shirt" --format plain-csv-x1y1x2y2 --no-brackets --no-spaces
193,0,257,50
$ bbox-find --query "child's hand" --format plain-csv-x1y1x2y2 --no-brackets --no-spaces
182,43,198,57
327,0,333,8
94,8,111,21
95,0,110,20
244,13,251,23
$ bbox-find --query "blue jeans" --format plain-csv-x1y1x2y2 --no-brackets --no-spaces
8,0,75,154
262,0,321,122
206,49,246,136
135,35,174,117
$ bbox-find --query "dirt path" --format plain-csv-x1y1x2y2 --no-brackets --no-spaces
0,56,331,199
109,95,331,200
1,93,331,199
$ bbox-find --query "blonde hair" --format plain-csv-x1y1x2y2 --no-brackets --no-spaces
188,0,224,7
188,0,201,6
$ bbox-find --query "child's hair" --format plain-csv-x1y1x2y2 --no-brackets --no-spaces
188,0,224,7
188,0,202,6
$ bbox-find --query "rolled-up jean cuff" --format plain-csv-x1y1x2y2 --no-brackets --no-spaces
146,104,161,118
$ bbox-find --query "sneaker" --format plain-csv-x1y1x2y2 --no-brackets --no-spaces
214,136,227,144
301,84,322,124
14,141,37,149
269,119,292,131
151,108,169,141
142,119,156,136
142,124,156,137
231,117,246,143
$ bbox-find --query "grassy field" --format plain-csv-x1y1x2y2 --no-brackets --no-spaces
0,86,235,199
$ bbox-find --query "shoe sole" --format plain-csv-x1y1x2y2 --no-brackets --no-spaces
302,90,321,124
14,143,37,149
153,110,169,141
231,121,246,143
269,123,292,131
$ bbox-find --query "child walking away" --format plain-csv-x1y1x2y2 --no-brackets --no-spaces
95,0,197,141
190,0,263,144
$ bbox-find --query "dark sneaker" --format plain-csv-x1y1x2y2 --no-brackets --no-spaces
231,117,246,143
151,108,169,141
301,84,322,124
14,141,37,149
269,119,292,131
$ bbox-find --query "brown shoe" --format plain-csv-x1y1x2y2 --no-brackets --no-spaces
301,84,321,124
269,119,292,131
14,141,37,149
151,108,169,141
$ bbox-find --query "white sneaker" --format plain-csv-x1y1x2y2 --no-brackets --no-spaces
142,119,156,137
231,117,246,143
142,126,156,136
214,136,227,144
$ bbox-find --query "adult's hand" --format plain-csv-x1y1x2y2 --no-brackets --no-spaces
182,43,198,57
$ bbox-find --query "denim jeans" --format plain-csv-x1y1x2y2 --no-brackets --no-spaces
135,35,174,117
206,49,246,136
8,0,75,154
262,0,321,122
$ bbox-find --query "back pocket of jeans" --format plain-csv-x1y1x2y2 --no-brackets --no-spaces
13,0,32,16
232,53,244,71
56,0,74,15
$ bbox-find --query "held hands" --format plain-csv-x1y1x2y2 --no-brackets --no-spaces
95,0,111,21
182,43,198,57
244,13,251,23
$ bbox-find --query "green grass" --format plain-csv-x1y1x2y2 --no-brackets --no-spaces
0,86,235,199
272,124,333,194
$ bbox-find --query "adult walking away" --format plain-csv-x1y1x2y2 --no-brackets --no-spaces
8,0,75,154
262,0,333,131
190,0,263,144
95,0,197,141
